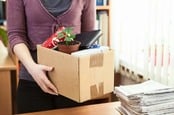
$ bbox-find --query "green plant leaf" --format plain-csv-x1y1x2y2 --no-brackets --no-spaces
57,27,76,45
0,28,8,46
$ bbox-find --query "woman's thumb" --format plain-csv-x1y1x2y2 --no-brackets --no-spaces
42,65,54,71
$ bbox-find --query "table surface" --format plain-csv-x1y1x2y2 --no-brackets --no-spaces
0,55,16,70
17,102,121,115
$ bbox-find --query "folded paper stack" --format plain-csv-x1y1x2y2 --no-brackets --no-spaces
114,80,174,115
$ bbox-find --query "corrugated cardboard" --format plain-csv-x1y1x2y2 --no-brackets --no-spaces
37,45,114,102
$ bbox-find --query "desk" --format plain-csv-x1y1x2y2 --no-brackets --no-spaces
0,49,17,115
18,102,121,115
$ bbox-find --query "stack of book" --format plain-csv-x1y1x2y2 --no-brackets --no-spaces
96,0,108,6
114,80,174,115
96,11,108,46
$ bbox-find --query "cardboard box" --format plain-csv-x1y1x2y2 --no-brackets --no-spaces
37,45,114,102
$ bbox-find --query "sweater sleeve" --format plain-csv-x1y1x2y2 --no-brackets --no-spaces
7,0,29,52
81,0,96,32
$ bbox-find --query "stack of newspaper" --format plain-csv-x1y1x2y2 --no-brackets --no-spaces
114,80,174,115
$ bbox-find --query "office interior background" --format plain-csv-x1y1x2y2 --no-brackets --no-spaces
1,0,174,114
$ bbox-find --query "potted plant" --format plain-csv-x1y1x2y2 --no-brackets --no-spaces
57,27,81,54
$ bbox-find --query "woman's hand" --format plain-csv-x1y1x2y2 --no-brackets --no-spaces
27,63,58,95
13,43,58,95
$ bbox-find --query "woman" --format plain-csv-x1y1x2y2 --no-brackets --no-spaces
7,0,96,113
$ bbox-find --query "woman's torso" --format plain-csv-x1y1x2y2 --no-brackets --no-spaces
17,0,95,81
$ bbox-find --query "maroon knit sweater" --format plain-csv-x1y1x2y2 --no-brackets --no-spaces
7,0,96,51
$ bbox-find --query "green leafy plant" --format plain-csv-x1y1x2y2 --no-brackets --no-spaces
57,27,76,45
0,27,8,46
56,27,81,54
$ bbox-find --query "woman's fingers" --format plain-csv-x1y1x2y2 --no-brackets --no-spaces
30,64,58,95
43,77,58,95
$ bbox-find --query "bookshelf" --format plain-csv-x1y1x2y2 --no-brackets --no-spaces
96,0,111,46
96,0,112,102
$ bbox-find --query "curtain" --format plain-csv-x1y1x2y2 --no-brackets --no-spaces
111,0,174,86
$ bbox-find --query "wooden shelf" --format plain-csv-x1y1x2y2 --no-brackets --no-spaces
96,6,110,10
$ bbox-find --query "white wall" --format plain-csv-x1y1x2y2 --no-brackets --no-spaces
110,0,120,72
